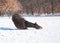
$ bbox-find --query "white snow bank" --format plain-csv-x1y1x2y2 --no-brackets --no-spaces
0,16,60,43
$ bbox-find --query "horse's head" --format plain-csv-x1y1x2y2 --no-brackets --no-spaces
34,22,42,29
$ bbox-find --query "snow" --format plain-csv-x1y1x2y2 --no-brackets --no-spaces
0,16,60,43
0,17,16,29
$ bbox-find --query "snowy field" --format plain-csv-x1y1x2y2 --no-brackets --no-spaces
0,16,60,43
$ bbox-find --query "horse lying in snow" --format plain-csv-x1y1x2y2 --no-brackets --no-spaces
12,14,42,29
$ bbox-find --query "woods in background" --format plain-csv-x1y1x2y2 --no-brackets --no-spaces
18,0,60,15
0,0,22,16
0,0,60,16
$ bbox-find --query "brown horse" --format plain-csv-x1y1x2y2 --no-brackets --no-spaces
12,14,42,29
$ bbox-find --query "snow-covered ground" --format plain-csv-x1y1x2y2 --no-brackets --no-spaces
0,16,60,43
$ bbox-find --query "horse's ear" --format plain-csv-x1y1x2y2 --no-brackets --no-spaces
34,22,42,29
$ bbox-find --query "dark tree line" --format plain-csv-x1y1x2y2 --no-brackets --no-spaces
0,0,60,15
18,0,60,15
